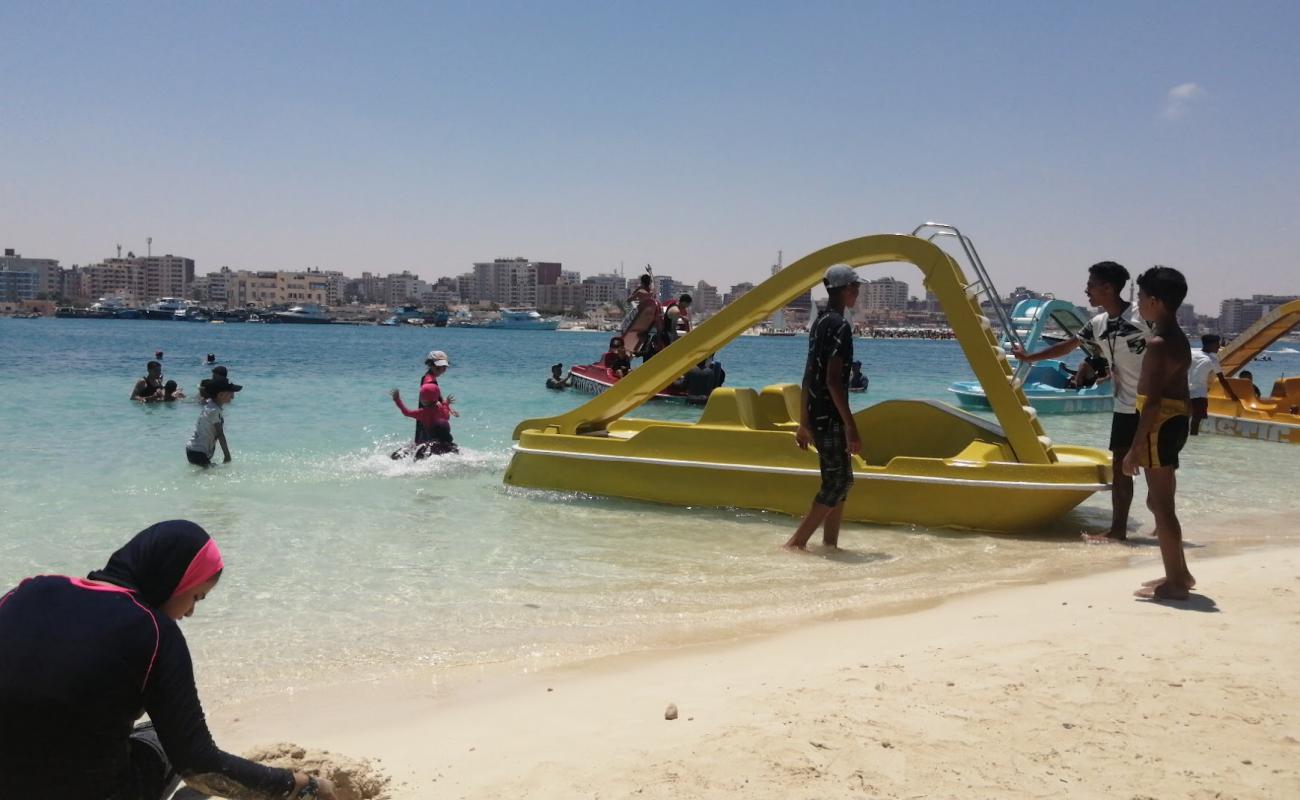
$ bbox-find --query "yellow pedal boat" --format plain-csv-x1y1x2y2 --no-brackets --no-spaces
1205,299,1300,445
505,231,1112,533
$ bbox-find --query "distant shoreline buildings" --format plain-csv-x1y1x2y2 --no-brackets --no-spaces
2,243,1293,333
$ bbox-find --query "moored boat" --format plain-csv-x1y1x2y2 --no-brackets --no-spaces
1205,299,1300,445
143,297,186,320
948,298,1112,414
273,304,334,324
506,227,1112,534
485,309,560,330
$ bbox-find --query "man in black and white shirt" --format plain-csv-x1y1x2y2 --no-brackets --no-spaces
1013,261,1149,542
784,265,861,551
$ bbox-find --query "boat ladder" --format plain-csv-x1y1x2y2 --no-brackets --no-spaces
911,222,1034,389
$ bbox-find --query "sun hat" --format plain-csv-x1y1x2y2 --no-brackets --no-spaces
823,265,861,290
425,350,450,367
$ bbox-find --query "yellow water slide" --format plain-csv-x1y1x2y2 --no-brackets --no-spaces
513,233,1059,465
1218,299,1300,376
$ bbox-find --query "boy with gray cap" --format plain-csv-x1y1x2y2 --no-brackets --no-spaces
784,265,862,551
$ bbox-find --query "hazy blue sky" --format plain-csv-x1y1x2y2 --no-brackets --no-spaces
3,1,1297,309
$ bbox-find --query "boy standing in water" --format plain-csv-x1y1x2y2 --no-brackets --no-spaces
1126,267,1193,600
185,378,240,467
1014,261,1149,543
785,265,862,551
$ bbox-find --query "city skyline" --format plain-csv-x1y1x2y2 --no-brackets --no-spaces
4,238,1282,316
3,2,1298,311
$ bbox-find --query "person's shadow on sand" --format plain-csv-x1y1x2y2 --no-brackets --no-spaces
1136,592,1219,612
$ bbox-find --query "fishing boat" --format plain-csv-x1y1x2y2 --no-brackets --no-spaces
948,298,1112,414
143,297,186,320
173,302,208,322
273,304,334,324
506,226,1112,534
485,309,560,330
1204,299,1300,445
90,296,141,319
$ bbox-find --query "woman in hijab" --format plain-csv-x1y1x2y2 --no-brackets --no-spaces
0,520,337,799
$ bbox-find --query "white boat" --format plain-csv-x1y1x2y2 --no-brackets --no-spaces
273,304,334,324
484,308,560,330
173,301,208,322
144,297,186,320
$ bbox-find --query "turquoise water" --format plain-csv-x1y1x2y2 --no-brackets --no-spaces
1,318,1297,699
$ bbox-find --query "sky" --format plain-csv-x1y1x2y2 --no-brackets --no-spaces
2,1,1298,311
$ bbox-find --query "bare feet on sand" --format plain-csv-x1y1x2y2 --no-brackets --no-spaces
1134,582,1190,601
1142,575,1196,590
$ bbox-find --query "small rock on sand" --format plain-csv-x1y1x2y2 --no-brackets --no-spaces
244,742,391,800
665,703,678,720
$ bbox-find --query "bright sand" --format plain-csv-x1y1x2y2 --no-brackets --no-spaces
213,545,1300,799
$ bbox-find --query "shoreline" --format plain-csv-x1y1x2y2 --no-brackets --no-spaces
195,509,1300,712
194,506,1298,706
209,541,1300,799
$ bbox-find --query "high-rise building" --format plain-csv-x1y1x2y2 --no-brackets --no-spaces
0,248,61,299
1219,294,1300,334
473,258,550,308
858,277,910,311
725,282,755,306
693,281,722,315
1219,298,1263,334
384,271,429,305
455,272,478,303
534,262,562,286
652,275,676,303
537,281,586,314
582,273,627,308
101,254,195,300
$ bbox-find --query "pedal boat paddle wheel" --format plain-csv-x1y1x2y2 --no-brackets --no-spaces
1205,299,1300,445
505,227,1112,533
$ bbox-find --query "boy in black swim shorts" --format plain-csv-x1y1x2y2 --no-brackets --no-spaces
784,265,861,551
1126,266,1194,600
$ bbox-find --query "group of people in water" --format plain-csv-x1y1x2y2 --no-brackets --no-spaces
128,352,242,468
545,274,729,400
131,347,464,465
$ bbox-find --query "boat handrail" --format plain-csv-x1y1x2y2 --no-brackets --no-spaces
913,222,1032,388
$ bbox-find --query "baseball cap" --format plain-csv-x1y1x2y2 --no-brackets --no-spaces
823,265,861,290
206,378,243,396
426,350,450,367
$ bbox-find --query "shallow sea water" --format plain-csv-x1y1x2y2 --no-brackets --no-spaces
1,318,1297,699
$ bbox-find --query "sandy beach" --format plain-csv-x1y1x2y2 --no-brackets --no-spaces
209,544,1300,799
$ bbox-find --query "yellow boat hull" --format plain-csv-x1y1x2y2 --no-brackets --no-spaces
507,389,1111,534
507,232,1113,534
1206,299,1300,445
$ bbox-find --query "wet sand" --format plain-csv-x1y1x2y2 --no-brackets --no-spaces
207,545,1300,799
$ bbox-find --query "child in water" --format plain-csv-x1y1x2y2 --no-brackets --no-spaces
163,380,185,401
390,384,458,459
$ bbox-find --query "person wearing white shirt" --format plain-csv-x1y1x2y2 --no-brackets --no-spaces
1013,261,1148,542
1187,334,1226,435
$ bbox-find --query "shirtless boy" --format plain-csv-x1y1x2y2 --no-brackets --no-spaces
1126,267,1194,600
